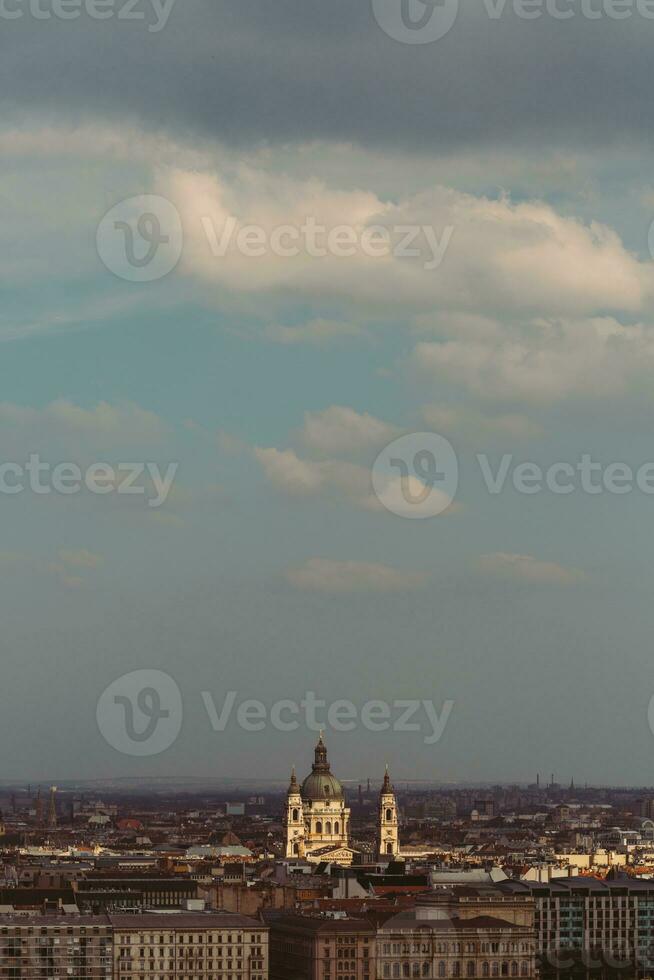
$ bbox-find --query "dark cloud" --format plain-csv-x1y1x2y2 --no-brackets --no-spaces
0,0,652,151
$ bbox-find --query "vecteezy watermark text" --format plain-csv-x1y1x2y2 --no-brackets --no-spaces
373,432,654,518
97,672,455,756
201,690,454,745
96,195,455,282
201,215,454,271
0,455,178,507
0,0,177,30
371,0,654,45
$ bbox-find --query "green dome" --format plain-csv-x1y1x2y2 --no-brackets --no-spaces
301,770,344,802
300,734,345,802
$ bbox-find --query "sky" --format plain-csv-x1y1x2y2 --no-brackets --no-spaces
2,0,654,785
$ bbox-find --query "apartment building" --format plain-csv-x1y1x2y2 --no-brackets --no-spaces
110,914,267,980
0,913,268,980
0,915,113,980
76,878,199,913
376,906,536,980
266,913,375,980
500,875,654,975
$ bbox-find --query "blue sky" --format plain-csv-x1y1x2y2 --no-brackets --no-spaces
2,0,654,784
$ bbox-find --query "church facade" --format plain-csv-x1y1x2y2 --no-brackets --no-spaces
283,735,400,865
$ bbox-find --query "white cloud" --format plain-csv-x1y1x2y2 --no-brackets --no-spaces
0,549,103,589
422,404,543,442
414,317,654,406
265,319,362,345
476,553,585,585
160,167,652,319
300,405,400,454
254,446,374,510
286,558,428,593
0,400,167,449
58,549,104,570
254,447,325,495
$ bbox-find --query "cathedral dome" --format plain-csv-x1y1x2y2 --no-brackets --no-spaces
300,734,345,802
301,770,344,802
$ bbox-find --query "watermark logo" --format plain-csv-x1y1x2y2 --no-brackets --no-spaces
372,432,459,518
96,679,454,755
201,690,454,746
373,432,654,518
372,0,654,44
0,0,177,30
201,215,453,270
96,195,183,282
96,196,454,282
0,455,177,507
371,0,460,43
96,670,183,757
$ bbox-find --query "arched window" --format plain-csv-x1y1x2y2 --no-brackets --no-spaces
520,964,528,977
438,964,446,979
292,809,299,822
326,821,332,834
403,965,410,978
386,808,393,822
293,843,299,855
482,963,490,977
393,964,400,979
316,821,323,834
511,963,518,976
334,821,340,834
467,962,475,977
387,842,394,855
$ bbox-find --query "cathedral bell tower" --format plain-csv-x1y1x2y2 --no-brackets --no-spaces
378,767,399,859
284,767,305,858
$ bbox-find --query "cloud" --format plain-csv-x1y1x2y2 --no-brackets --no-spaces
254,447,325,495
5,2,654,159
58,549,103,570
265,319,362,345
300,405,400,454
254,446,375,510
414,317,654,406
286,558,428,593
0,549,103,589
0,400,167,449
476,553,585,585
162,167,651,319
422,404,543,442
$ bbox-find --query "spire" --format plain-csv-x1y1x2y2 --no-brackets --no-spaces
288,767,299,794
312,733,329,772
382,766,393,794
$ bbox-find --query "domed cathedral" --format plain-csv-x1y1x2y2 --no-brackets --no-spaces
284,734,358,865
